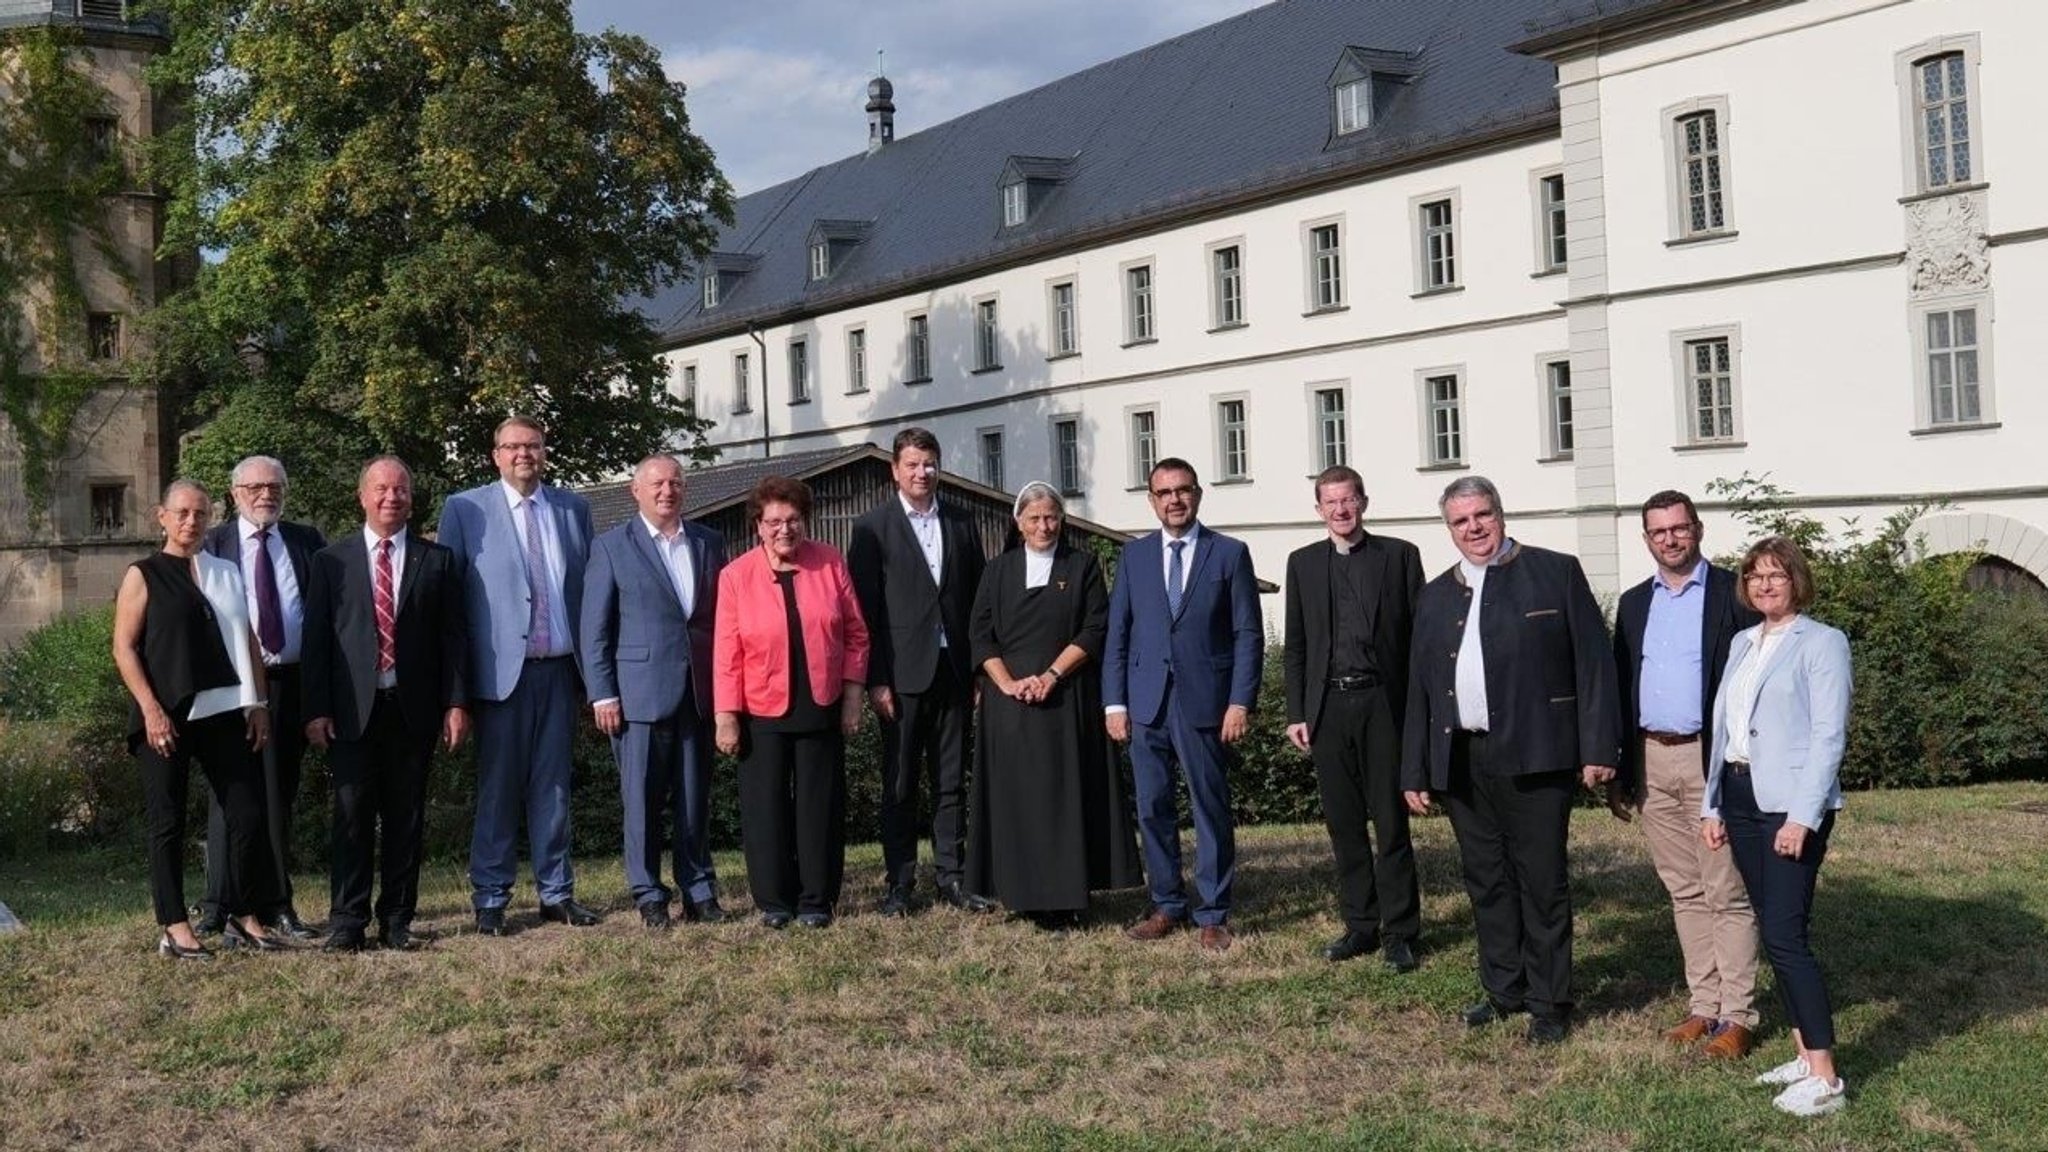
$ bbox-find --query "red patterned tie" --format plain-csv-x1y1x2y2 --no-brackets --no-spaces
374,538,397,674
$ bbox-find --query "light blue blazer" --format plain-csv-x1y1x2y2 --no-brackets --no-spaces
437,482,594,702
1704,614,1851,831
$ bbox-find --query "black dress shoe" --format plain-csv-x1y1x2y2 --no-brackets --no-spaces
938,881,996,913
158,932,214,960
222,917,291,952
539,899,601,927
1382,938,1419,973
1462,999,1524,1028
380,922,417,951
476,907,508,936
191,908,226,936
1527,1015,1570,1045
681,897,726,924
878,884,913,918
639,902,672,930
760,911,793,930
796,911,833,929
1321,930,1378,963
271,910,322,941
322,927,368,954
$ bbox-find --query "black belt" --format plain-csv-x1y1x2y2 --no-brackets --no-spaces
1328,675,1379,692
526,654,572,665
1722,760,1749,775
264,664,298,680
376,686,402,700
1642,729,1699,746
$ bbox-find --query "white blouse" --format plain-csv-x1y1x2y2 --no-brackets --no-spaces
188,552,264,721
1720,624,1788,765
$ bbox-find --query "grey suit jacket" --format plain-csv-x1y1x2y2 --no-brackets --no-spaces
580,517,726,723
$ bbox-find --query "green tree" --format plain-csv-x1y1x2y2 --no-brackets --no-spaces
145,0,734,515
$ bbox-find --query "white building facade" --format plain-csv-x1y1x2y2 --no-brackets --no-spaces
653,0,2048,603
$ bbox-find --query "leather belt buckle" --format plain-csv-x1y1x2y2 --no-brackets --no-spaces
1328,675,1377,692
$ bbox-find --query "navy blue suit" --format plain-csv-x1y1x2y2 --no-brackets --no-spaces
580,516,727,909
1103,525,1263,925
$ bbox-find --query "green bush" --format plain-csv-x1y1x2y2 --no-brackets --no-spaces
1709,474,2048,789
0,606,140,853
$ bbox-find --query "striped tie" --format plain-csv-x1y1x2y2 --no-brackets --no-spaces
523,498,552,658
374,538,396,674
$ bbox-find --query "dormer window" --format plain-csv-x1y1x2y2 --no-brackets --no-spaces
996,155,1075,230
1327,47,1419,144
805,219,871,284
1335,79,1370,134
699,251,759,310
701,272,720,309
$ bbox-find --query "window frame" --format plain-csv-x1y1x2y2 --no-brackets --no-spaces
978,426,1006,490
1213,393,1250,482
1207,239,1245,330
1410,190,1462,294
1001,181,1028,227
1307,381,1350,471
679,362,698,409
1661,96,1736,242
1531,167,1567,274
1334,78,1370,135
906,312,931,384
731,350,752,414
1304,218,1345,313
1051,415,1083,496
808,242,830,282
1126,405,1160,490
88,481,128,535
1895,36,1986,196
845,327,868,394
1668,325,1744,448
1123,260,1156,345
972,296,1001,372
701,271,719,310
786,337,809,404
1047,278,1078,357
86,311,122,361
1537,354,1573,461
1910,294,1995,431
1415,365,1467,468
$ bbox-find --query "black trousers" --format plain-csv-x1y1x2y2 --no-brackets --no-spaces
138,709,277,927
878,659,969,888
1310,684,1419,941
1440,732,1576,1020
202,666,306,921
327,692,433,931
1721,767,1837,1049
739,720,846,917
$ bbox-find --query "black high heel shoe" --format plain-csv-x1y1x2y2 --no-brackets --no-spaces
158,932,213,960
222,917,291,952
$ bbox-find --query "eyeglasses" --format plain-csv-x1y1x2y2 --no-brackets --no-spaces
234,482,284,495
1149,485,1198,500
759,517,804,532
1645,524,1698,542
1319,496,1364,511
494,441,545,454
1743,571,1791,586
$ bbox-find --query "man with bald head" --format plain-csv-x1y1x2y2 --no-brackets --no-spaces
580,455,729,928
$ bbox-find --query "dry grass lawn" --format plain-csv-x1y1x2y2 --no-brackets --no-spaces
3,782,2046,1150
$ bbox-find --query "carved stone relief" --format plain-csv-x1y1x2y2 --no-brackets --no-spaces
1906,191,1990,298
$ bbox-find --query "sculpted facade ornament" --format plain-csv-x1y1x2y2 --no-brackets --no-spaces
1906,191,1990,298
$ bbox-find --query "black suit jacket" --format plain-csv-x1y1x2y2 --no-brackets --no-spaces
848,498,987,693
1612,563,1760,793
1282,531,1424,737
1400,543,1622,790
201,518,327,654
303,533,468,743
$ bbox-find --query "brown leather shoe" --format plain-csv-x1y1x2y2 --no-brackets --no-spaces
1125,910,1183,941
1199,924,1233,952
1662,1015,1715,1045
1702,1022,1757,1060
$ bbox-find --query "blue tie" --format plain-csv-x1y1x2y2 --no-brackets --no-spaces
1167,539,1186,615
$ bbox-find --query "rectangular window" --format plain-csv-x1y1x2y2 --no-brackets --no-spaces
1002,182,1027,227
1125,264,1154,343
1925,307,1981,424
1684,337,1736,441
980,429,1005,490
1049,280,1077,356
86,312,121,361
702,272,719,310
732,351,751,413
1539,173,1568,272
84,115,119,163
1314,387,1348,469
1546,360,1574,457
1917,53,1972,189
89,483,126,533
1334,79,1370,135
808,243,829,281
1424,373,1463,466
907,314,931,382
1419,198,1457,289
680,363,698,408
787,339,809,403
1677,110,1725,235
1216,398,1248,481
1129,409,1158,488
1211,244,1243,328
846,329,867,393
1310,223,1343,310
975,298,1000,370
1053,418,1082,495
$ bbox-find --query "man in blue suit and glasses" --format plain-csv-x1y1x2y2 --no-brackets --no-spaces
1104,458,1264,952
580,454,728,929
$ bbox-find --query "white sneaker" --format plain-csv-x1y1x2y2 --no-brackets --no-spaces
1754,1056,1810,1086
1772,1075,1847,1117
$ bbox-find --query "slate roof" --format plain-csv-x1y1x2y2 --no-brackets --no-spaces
641,0,1566,347
579,445,854,532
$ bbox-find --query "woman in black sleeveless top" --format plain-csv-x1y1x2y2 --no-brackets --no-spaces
111,480,284,957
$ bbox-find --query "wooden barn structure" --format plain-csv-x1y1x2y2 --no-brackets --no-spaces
577,444,1134,562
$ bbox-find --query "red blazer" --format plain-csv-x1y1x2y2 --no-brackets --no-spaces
713,540,871,717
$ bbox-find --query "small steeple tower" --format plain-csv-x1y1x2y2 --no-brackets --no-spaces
866,51,895,154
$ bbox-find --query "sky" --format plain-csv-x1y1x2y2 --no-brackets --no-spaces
571,0,1271,196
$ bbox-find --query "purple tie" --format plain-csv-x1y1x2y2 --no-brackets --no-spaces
253,528,286,657
523,498,552,658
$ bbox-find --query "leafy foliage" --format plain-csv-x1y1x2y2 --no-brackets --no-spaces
0,606,137,853
1708,473,2048,787
144,0,736,517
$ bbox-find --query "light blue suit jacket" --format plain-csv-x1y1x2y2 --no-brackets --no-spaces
1704,615,1851,831
579,517,725,723
437,482,594,702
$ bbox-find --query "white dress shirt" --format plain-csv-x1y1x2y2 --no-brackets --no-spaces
237,516,305,665
502,481,574,658
1454,557,1492,731
362,525,408,689
643,515,698,617
900,492,949,648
